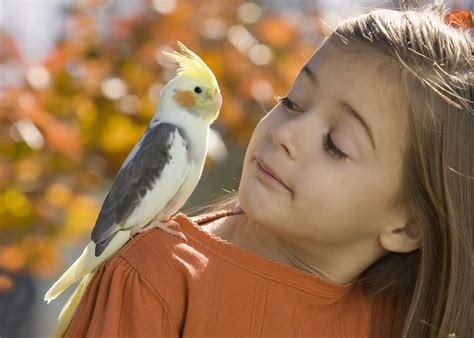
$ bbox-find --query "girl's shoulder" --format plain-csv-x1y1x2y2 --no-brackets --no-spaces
112,210,234,284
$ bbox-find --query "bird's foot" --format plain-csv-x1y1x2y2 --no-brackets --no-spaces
130,219,187,241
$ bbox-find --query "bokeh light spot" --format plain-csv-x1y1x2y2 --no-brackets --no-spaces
3,188,32,218
238,2,262,24
201,19,226,40
64,194,101,236
249,44,273,65
251,79,274,101
14,118,45,150
16,159,43,185
118,94,139,115
100,115,142,153
228,25,255,52
26,65,51,90
148,82,163,102
152,0,177,15
45,183,73,208
101,77,128,100
0,246,25,272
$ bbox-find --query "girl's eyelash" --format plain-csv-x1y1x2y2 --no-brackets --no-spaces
275,96,303,113
323,133,348,160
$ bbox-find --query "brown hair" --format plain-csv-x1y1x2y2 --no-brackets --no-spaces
326,2,473,337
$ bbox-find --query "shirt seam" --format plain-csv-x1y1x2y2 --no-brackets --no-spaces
113,256,178,336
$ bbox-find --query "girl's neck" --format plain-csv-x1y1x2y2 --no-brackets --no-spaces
201,207,387,285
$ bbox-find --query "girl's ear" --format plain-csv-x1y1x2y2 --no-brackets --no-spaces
379,218,421,253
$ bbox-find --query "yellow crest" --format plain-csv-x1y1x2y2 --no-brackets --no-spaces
162,41,218,88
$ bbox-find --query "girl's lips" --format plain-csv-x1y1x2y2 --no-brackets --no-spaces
255,158,291,192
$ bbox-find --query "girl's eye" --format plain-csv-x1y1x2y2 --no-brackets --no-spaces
323,133,348,160
276,96,347,160
276,96,304,113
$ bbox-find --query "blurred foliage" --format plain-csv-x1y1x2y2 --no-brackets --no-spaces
0,0,329,281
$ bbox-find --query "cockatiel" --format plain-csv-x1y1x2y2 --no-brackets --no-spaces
44,41,222,337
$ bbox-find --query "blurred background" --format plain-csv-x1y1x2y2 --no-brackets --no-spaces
0,0,471,336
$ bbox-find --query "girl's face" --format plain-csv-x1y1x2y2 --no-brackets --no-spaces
238,39,409,251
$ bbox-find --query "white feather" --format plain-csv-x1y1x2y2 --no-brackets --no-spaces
51,273,93,338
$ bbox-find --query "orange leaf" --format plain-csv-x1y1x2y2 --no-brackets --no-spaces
444,9,474,29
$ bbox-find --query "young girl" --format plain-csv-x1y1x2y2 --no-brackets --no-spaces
65,4,473,338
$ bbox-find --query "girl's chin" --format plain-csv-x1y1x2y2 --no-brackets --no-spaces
239,185,288,220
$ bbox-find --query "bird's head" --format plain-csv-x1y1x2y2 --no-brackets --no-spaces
162,42,222,124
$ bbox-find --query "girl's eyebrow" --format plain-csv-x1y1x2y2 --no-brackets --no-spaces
338,101,377,152
301,65,377,153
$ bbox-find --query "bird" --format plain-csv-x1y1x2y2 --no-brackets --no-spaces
44,41,222,337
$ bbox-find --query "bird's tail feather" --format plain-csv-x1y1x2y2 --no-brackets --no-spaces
44,241,95,303
51,272,94,338
45,230,131,303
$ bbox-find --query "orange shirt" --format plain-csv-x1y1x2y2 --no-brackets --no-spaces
66,210,399,337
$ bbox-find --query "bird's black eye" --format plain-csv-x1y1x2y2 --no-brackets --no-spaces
194,87,202,94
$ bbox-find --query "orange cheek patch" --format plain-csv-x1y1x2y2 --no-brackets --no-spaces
174,90,196,108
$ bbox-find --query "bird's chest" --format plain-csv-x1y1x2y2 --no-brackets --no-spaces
155,129,208,218
186,130,208,164
174,135,208,193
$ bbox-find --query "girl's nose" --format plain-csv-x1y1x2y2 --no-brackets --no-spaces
269,109,316,160
269,120,298,160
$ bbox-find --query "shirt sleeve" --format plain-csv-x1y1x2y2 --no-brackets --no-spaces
66,256,178,338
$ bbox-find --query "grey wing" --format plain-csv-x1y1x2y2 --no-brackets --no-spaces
91,123,190,256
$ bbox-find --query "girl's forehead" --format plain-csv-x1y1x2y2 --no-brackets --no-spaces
305,39,381,76
301,39,400,108
298,43,380,98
